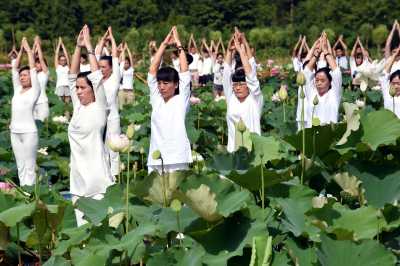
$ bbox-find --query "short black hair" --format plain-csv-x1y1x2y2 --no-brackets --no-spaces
156,66,180,95
217,52,223,58
231,68,246,82
77,71,93,89
390,70,400,82
18,66,30,74
315,67,332,83
100,55,112,67
234,52,242,69
81,54,88,60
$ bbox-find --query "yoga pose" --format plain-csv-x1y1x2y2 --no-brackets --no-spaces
55,37,71,103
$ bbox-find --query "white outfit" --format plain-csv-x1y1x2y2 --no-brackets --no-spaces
223,63,263,153
189,53,200,71
119,63,134,90
33,71,50,121
292,57,303,72
80,63,91,72
172,58,180,72
56,65,70,96
10,61,40,186
147,71,192,171
336,56,349,70
200,57,213,76
297,67,342,129
317,59,327,70
103,57,122,176
213,63,224,85
350,57,370,79
68,70,113,226
379,70,400,118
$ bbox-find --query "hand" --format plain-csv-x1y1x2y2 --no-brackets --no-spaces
228,35,235,51
82,25,93,50
172,26,181,47
77,27,85,47
162,29,174,47
21,37,31,52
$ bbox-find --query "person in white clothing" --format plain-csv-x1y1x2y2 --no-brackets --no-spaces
384,20,400,73
298,33,342,129
96,27,122,177
292,36,309,73
170,50,180,72
54,37,71,103
199,39,213,86
79,53,91,72
380,46,400,118
350,37,371,85
213,52,224,97
10,37,40,186
68,25,113,226
223,31,263,153
333,35,350,74
188,34,200,88
147,26,192,173
32,36,50,121
118,42,135,109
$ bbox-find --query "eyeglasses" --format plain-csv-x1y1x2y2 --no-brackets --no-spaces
232,82,247,87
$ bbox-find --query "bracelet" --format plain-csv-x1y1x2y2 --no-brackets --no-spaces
87,49,95,55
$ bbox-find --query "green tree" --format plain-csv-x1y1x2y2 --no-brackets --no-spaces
372,24,389,51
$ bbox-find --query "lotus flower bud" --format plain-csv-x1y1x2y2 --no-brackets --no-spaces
237,118,247,133
278,84,288,101
107,134,130,152
120,162,126,171
296,72,306,86
300,87,305,99
170,199,182,212
126,124,135,139
389,85,396,97
139,147,145,154
152,150,161,160
313,95,319,106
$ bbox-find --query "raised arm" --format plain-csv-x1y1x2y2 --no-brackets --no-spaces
385,21,397,59
384,46,400,73
172,26,188,73
95,31,108,56
306,39,321,71
224,35,235,65
233,35,251,75
351,37,360,58
293,35,302,57
54,38,61,68
108,27,118,59
71,29,84,75
126,44,133,67
297,37,306,58
34,36,48,73
60,39,70,67
149,29,173,76
322,35,337,70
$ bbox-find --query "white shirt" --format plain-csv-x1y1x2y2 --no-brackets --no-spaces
380,70,400,118
172,58,180,72
297,67,342,128
36,71,49,104
336,56,349,70
103,57,121,120
68,70,113,197
200,57,213,75
10,62,40,133
56,65,69,87
223,63,263,153
80,64,91,72
119,63,134,90
147,71,192,166
292,57,303,72
213,63,224,85
189,53,200,71
317,59,327,70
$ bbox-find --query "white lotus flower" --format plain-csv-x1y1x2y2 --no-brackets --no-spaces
107,134,130,152
271,92,281,102
353,60,386,90
359,80,368,92
192,151,204,162
214,95,226,102
371,85,381,91
355,99,365,108
134,124,141,131
37,147,48,156
52,115,69,124
190,96,201,105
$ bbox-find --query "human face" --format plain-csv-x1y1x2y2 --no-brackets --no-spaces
190,47,197,54
99,59,112,79
355,56,363,66
158,80,177,101
233,82,249,102
76,77,95,105
217,55,223,64
171,53,177,60
35,61,42,72
335,49,343,57
315,72,330,96
19,70,32,89
124,60,130,70
80,56,86,64
59,56,67,66
391,76,400,96
355,47,362,54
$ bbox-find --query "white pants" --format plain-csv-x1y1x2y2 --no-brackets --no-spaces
33,102,49,121
105,118,121,176
72,194,104,226
148,163,189,174
10,132,38,186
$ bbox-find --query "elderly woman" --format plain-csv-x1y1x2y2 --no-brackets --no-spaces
223,31,263,152
298,33,342,129
68,25,113,225
147,26,192,173
10,37,40,186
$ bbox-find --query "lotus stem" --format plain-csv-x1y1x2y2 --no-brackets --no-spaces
282,101,286,122
393,97,395,114
125,150,130,234
260,154,265,209
161,157,167,207
301,86,305,185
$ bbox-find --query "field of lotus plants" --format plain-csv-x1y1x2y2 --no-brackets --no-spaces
0,64,400,265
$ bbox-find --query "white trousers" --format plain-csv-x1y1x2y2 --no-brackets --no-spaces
33,102,49,121
148,163,189,174
72,194,104,227
10,132,38,186
105,118,121,176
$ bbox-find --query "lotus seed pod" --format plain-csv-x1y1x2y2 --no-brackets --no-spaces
313,95,319,106
389,85,396,97
152,150,161,160
296,72,306,86
237,118,247,133
126,124,135,139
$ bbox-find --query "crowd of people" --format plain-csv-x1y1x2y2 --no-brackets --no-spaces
6,21,400,225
